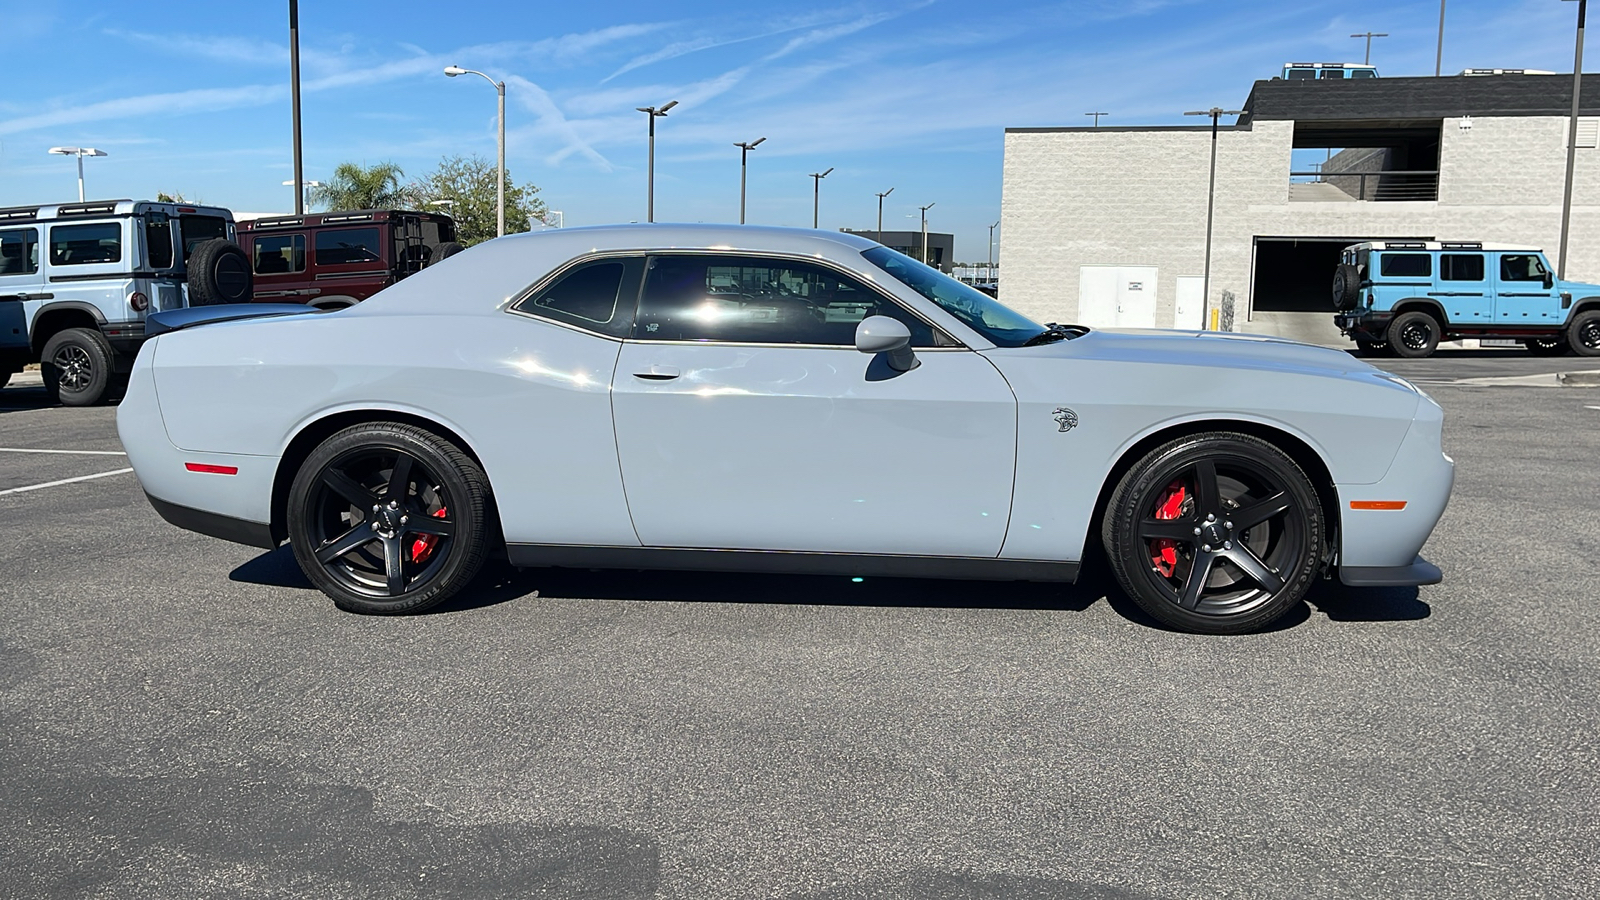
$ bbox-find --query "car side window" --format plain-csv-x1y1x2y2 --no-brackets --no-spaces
253,234,306,274
49,223,121,266
1439,254,1484,281
0,227,39,276
633,254,951,346
511,256,643,339
1500,254,1547,282
144,215,175,270
1379,253,1430,278
315,227,382,266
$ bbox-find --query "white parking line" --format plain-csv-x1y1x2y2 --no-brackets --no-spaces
0,468,135,496
1588,406,1600,411
0,447,127,456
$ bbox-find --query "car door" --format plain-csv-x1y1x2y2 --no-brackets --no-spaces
1494,252,1562,326
610,253,1018,557
1433,252,1489,324
0,226,42,355
43,219,126,326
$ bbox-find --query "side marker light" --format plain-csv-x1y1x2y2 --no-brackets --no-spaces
1349,500,1406,510
185,463,239,475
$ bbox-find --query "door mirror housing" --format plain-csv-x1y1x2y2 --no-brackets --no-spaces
1544,271,1555,290
855,315,918,371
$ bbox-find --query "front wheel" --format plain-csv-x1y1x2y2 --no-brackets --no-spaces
1523,337,1570,357
1569,310,1600,357
1102,432,1325,634
287,423,491,614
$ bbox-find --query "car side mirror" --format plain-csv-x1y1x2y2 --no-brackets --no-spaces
855,315,919,371
1544,272,1555,289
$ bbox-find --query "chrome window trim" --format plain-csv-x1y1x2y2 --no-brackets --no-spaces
502,251,646,340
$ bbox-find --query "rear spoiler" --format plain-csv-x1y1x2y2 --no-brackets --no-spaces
145,303,330,337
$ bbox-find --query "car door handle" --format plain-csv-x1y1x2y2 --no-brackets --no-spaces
19,292,53,301
632,365,681,380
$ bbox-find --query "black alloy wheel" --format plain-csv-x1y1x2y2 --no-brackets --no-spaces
1103,432,1324,634
1388,310,1440,359
41,327,115,406
287,423,490,614
1523,337,1570,357
1569,310,1600,357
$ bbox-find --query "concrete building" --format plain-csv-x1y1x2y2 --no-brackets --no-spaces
999,74,1600,342
841,228,954,272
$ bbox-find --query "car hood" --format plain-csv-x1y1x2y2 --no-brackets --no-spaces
985,328,1386,380
1559,279,1600,296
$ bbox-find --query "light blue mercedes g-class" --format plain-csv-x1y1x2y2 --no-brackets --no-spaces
1332,240,1600,358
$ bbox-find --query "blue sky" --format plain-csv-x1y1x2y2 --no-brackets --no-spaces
0,0,1586,260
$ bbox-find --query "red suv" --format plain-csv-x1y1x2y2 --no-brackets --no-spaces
238,209,461,308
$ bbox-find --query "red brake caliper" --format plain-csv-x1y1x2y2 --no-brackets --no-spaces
1151,480,1186,578
409,507,447,564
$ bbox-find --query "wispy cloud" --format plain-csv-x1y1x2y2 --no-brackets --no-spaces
0,84,283,136
505,75,614,170
106,29,287,66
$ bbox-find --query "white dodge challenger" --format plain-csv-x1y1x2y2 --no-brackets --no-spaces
117,225,1453,634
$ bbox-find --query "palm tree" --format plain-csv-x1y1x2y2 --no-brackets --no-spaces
308,162,413,212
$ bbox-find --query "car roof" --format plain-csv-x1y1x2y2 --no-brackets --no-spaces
1348,240,1542,253
0,199,233,223
239,209,451,231
499,222,884,255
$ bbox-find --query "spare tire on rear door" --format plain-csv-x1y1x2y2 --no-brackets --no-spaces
1332,263,1362,311
433,241,465,263
188,239,254,306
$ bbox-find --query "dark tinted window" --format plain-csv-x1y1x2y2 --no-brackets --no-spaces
1351,69,1376,78
144,214,174,269
634,254,944,346
1440,254,1484,281
1286,68,1315,79
1320,68,1345,79
513,257,641,338
315,227,382,265
179,215,227,261
253,234,306,274
49,223,121,266
1500,254,1548,282
1379,253,1430,278
0,228,39,276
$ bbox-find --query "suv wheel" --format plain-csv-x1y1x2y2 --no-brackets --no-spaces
1101,432,1324,635
1388,311,1440,359
1524,337,1570,357
1568,310,1600,357
41,327,114,406
1354,339,1391,357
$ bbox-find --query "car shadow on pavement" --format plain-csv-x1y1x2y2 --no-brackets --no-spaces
0,384,53,413
1304,579,1431,623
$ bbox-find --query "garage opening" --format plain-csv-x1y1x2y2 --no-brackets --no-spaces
1252,236,1427,313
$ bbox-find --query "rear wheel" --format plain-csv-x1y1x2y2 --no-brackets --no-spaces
1102,432,1324,634
1523,337,1570,357
1388,311,1441,359
1353,339,1391,357
41,327,114,406
1569,310,1600,357
287,423,491,614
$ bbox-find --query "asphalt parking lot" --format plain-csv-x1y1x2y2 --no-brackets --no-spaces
3,350,1599,899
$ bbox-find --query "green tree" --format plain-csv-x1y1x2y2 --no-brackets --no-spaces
156,191,188,203
412,154,546,246
309,161,413,212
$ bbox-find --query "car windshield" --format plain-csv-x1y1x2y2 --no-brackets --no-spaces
861,246,1044,347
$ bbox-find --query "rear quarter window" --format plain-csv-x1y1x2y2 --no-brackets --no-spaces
315,228,383,266
1379,253,1431,278
49,222,122,266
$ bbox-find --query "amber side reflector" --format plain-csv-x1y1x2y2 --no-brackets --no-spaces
1349,500,1407,510
185,463,239,475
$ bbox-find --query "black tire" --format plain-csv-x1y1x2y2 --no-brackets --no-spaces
1523,337,1570,357
1353,339,1391,357
1102,432,1324,635
1332,264,1362,311
287,423,491,615
187,239,254,306
1388,310,1440,359
1568,309,1600,357
434,241,465,262
41,327,114,406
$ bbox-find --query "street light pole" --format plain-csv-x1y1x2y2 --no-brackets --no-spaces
1085,111,1109,127
636,100,678,223
875,188,894,242
1436,0,1447,76
289,0,304,215
1184,108,1244,329
1350,31,1388,65
918,202,936,265
810,167,833,229
988,220,999,278
48,147,107,202
734,137,766,224
1561,0,1588,279
444,65,507,237
282,179,322,211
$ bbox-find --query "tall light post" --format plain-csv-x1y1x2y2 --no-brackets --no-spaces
875,187,894,242
289,0,305,215
988,220,999,279
918,202,936,266
445,65,506,237
810,167,833,229
1350,31,1388,65
48,147,107,202
1436,1,1447,76
734,137,766,224
1184,108,1244,329
1561,0,1589,278
282,178,321,211
1085,111,1109,127
636,100,678,223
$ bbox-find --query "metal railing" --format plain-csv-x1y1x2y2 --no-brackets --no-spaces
1289,170,1438,201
